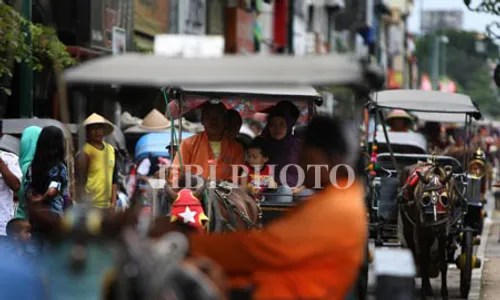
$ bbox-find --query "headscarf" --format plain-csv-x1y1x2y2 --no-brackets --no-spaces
261,103,301,187
15,126,42,220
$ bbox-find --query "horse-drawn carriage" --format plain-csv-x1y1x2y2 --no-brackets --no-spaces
367,89,485,299
27,53,384,300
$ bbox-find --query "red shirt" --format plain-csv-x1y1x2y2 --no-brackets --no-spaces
247,164,273,193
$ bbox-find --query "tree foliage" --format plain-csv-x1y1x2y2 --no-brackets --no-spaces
0,3,76,96
415,29,500,117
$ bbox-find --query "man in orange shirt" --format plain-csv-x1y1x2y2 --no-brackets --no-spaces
153,116,367,299
170,101,245,182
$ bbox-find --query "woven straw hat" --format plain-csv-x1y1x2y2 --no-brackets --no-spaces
83,113,115,136
386,109,412,121
139,109,171,130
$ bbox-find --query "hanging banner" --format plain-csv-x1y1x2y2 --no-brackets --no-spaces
439,78,457,93
420,74,433,91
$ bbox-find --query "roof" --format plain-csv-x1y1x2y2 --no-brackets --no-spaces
3,118,73,139
63,53,370,88
179,85,320,99
372,90,481,119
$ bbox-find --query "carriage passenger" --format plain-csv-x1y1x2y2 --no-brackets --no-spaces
225,109,243,140
260,101,302,192
243,137,278,200
170,102,245,182
152,116,367,300
386,109,414,132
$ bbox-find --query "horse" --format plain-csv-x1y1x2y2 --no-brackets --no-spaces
163,175,261,233
398,159,459,300
26,201,228,300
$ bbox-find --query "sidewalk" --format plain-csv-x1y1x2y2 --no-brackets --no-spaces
480,210,500,300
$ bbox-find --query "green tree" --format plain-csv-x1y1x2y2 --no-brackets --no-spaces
415,29,500,117
0,3,76,96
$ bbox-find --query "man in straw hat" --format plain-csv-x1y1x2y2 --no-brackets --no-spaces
170,101,244,182
386,109,414,132
75,113,118,212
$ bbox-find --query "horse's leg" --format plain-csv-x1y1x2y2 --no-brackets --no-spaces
439,233,449,300
419,229,433,299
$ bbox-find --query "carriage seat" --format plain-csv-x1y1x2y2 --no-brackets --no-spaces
377,176,400,222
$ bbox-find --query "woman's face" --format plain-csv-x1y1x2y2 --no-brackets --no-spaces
268,116,288,140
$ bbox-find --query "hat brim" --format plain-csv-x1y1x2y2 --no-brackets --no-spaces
84,122,114,136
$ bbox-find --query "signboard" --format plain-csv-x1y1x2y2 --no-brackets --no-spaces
134,0,169,36
178,0,206,35
154,35,224,57
112,27,127,54
91,0,132,50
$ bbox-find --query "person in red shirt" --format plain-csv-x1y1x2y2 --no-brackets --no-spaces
244,137,277,200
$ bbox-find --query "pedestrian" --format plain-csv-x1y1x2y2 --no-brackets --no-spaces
24,126,68,252
75,113,118,213
15,126,42,220
0,135,22,236
225,109,243,140
6,218,32,258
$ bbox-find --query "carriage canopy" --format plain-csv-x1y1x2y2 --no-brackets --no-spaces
64,53,371,88
372,90,481,120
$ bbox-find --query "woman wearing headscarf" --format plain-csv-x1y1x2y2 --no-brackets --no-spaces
15,126,42,220
260,101,302,189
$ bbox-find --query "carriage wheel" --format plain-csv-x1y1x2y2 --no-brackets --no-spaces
460,229,473,298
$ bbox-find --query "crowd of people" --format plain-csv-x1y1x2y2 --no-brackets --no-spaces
0,113,119,257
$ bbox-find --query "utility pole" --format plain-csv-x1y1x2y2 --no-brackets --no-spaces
19,0,33,117
431,35,440,89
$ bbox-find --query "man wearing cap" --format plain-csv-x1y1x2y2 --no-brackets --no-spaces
75,113,118,212
170,101,245,182
386,109,414,132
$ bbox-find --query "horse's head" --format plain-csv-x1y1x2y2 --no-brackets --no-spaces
414,164,456,225
165,175,209,232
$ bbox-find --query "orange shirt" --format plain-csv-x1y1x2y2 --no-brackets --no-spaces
189,179,367,299
171,132,245,182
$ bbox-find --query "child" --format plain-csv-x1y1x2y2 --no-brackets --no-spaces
245,138,277,201
6,218,32,257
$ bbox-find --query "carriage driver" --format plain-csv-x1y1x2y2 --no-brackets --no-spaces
152,116,367,300
170,101,245,182
386,109,414,132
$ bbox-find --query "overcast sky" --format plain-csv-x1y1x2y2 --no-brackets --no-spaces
407,0,500,34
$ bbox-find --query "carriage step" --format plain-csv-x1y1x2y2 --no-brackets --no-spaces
381,241,401,247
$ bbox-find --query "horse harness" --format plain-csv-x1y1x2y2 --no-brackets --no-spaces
212,182,261,231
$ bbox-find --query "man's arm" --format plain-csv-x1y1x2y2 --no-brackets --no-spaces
189,181,367,274
75,151,89,202
110,161,118,209
0,156,21,192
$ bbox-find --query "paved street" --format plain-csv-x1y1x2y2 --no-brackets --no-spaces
367,192,494,300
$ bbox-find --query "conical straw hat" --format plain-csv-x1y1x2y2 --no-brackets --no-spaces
83,113,115,136
139,109,171,130
386,109,412,121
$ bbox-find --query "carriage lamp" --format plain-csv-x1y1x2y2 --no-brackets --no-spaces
467,148,486,179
